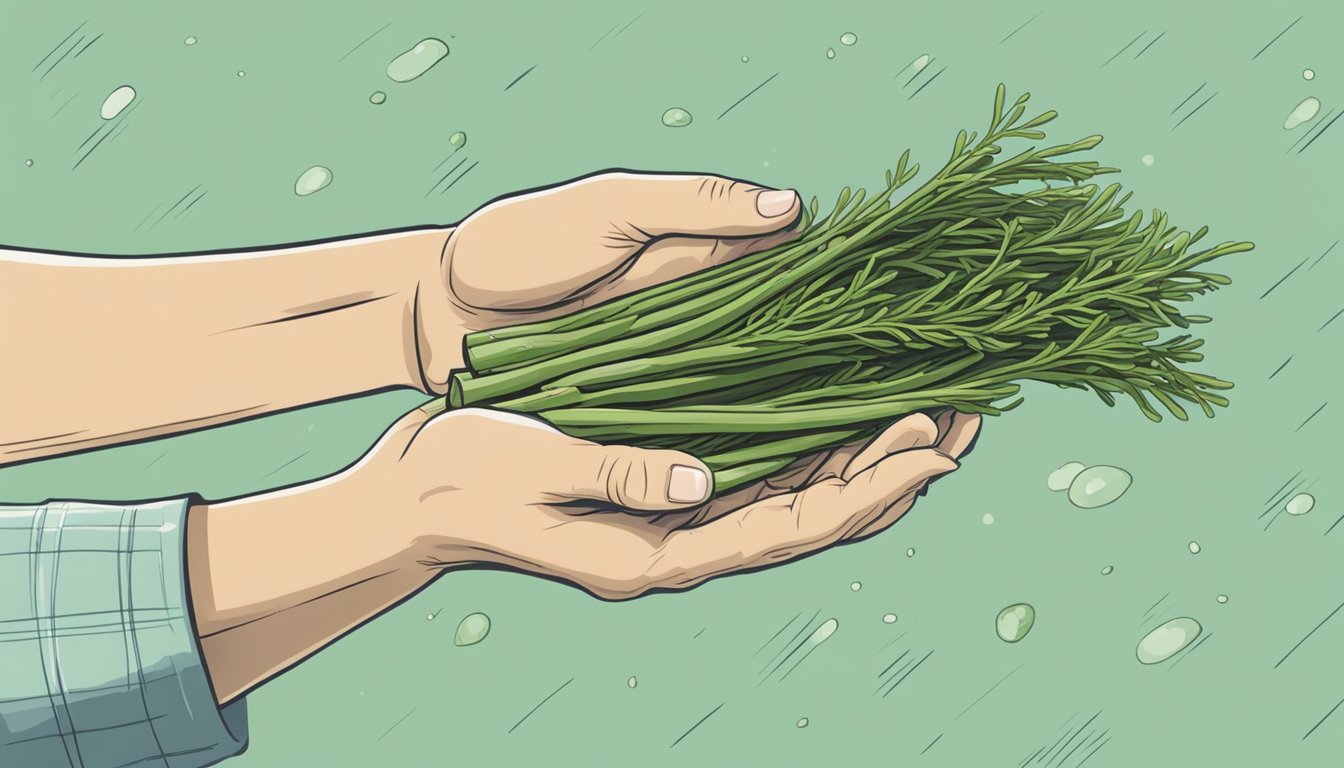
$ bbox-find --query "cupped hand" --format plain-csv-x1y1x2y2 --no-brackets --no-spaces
411,172,803,393
352,407,981,600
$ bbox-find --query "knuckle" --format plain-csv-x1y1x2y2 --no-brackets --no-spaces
908,413,940,445
591,562,652,600
602,451,633,507
691,175,739,203
691,175,717,201
587,172,634,194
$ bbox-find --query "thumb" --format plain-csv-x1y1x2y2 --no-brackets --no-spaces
605,173,801,239
555,443,714,512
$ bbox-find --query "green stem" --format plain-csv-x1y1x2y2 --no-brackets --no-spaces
713,457,800,492
701,427,869,469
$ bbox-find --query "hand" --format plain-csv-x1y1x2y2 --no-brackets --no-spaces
410,172,803,393
354,407,981,600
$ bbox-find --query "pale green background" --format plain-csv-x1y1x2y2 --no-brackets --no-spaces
2,1,1342,766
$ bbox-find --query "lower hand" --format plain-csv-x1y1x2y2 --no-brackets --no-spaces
353,407,981,600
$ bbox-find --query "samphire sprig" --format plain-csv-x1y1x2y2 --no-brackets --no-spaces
426,84,1254,492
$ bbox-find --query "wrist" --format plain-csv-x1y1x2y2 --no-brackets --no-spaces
395,226,453,393
187,468,429,637
405,226,465,395
360,408,479,570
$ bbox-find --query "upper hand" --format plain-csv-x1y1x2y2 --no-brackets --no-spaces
410,172,803,393
349,407,981,600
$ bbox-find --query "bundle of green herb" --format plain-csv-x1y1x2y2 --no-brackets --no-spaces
429,85,1254,492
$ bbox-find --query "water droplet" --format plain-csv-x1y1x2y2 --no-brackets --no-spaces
370,91,386,104
448,131,467,149
796,717,809,728
294,165,333,196
1067,466,1132,509
387,38,449,83
1284,97,1321,130
808,618,839,645
1047,462,1085,491
1286,493,1315,515
741,55,750,63
840,32,858,46
1216,594,1228,604
184,36,197,46
1141,154,1155,166
826,48,836,59
850,581,862,592
237,70,246,77
1189,541,1201,554
24,159,33,167
983,513,995,525
661,107,692,127
882,613,897,624
453,612,491,646
1101,565,1114,575
627,676,638,688
1136,617,1201,664
906,547,915,557
996,603,1035,643
1304,68,1315,80
911,54,931,73
100,85,136,120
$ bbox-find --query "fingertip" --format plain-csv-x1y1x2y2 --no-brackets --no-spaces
668,461,712,505
934,408,955,438
917,453,959,495
928,452,961,478
938,411,984,459
960,414,985,458
909,448,959,483
755,188,799,219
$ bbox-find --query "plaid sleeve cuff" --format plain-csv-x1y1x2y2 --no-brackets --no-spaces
0,499,248,768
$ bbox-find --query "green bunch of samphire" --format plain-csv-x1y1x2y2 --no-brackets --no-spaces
429,85,1255,493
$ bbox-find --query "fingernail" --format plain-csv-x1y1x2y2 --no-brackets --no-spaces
756,189,797,218
668,464,710,503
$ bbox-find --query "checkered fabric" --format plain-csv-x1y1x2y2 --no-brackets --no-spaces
0,499,247,767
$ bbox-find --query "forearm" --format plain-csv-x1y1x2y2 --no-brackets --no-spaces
186,473,437,705
0,228,451,464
